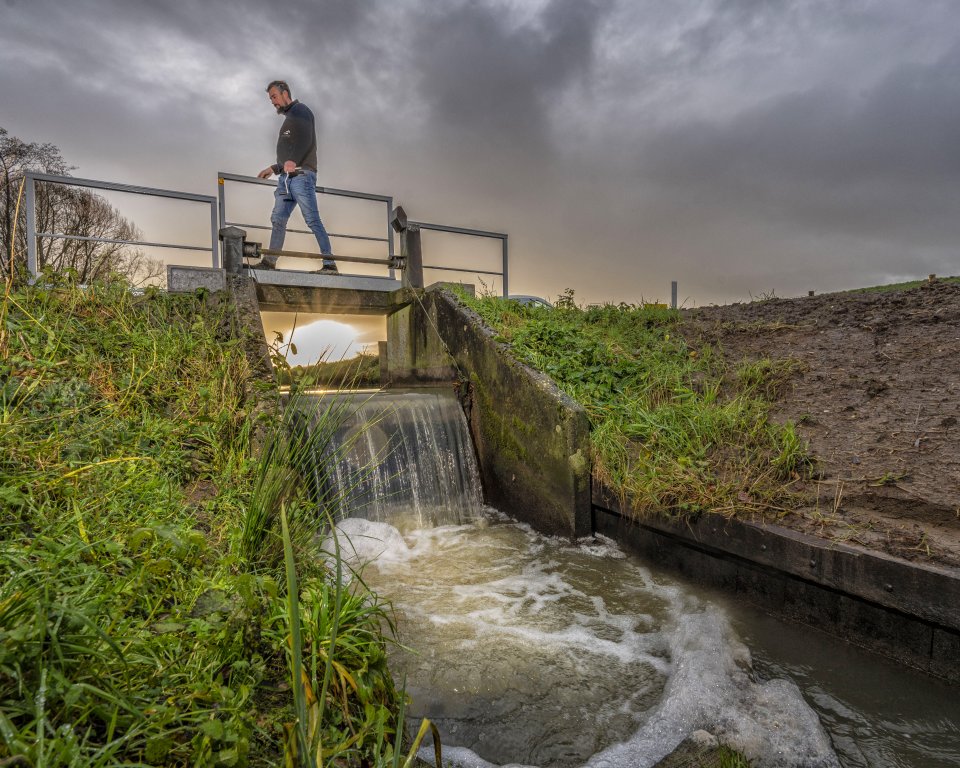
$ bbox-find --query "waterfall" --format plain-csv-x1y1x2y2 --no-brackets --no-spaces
294,387,484,528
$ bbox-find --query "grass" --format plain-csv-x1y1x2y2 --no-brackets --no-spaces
454,289,813,518
717,744,753,767
0,271,409,767
842,274,960,294
275,354,380,391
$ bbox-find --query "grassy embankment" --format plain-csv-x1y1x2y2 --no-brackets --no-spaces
0,275,416,767
276,354,380,390
458,290,811,518
846,275,960,293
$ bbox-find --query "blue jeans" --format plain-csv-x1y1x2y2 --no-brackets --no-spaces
268,170,334,266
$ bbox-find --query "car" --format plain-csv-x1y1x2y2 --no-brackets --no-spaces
508,294,553,308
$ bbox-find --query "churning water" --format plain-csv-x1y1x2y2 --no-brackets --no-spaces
335,513,841,768
312,388,960,767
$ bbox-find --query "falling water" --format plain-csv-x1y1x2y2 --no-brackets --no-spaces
298,387,483,527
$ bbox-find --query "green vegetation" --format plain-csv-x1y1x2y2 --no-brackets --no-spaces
0,273,410,766
274,354,380,391
843,275,960,294
457,290,812,518
716,744,753,767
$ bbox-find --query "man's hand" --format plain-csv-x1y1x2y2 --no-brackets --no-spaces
282,160,297,174
257,167,274,179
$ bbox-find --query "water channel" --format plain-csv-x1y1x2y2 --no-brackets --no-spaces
307,389,960,767
334,512,960,767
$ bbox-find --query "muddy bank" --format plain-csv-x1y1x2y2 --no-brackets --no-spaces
681,280,960,570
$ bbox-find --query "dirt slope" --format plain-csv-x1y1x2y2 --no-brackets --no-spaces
682,280,960,569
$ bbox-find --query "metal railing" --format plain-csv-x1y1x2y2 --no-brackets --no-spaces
24,172,219,276
217,172,396,277
22,171,509,295
410,220,509,297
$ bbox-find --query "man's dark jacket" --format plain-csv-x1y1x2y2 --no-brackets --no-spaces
271,100,318,173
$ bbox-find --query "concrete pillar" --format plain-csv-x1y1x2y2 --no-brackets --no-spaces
400,225,424,290
220,226,246,274
391,206,424,290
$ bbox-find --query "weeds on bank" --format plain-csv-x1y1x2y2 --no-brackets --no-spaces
274,353,380,390
844,275,960,294
0,272,411,766
455,289,812,518
717,744,753,767
276,507,441,768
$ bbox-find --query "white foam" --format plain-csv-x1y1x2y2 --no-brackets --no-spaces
329,518,411,563
574,534,628,560
588,608,841,768
360,514,840,768
431,746,534,768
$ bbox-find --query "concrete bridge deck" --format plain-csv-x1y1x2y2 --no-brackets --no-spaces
167,263,407,315
245,266,403,314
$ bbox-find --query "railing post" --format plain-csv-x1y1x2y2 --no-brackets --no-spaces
671,280,678,310
386,196,396,280
217,175,226,231
501,235,509,297
25,173,37,279
211,191,222,269
220,226,247,274
392,206,423,290
402,224,423,290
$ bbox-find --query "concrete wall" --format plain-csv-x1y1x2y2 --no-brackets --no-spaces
167,265,226,293
593,482,960,681
386,287,592,538
384,292,459,385
167,266,272,380
225,274,273,382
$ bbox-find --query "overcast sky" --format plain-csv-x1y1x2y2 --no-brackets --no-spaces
3,0,959,307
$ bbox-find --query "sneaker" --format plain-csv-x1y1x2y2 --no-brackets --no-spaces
312,263,339,275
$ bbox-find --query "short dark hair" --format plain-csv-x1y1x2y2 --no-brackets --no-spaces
266,80,290,95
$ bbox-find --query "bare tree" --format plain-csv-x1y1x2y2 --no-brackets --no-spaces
0,127,70,276
1,127,159,283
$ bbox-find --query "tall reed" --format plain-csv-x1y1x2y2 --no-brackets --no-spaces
234,348,434,767
278,505,441,768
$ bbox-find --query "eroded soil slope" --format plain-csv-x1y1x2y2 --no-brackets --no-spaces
682,280,960,568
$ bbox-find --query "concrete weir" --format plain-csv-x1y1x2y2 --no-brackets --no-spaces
168,266,592,543
176,269,960,681
384,287,592,539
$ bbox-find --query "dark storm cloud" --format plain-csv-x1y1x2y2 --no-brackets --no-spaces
0,0,384,180
676,0,875,64
0,0,375,115
410,0,612,152
507,0,960,300
2,0,960,303
637,41,960,250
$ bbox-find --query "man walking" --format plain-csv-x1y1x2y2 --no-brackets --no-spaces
254,80,338,274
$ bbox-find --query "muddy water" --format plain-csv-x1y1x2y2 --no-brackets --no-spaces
336,511,857,768
726,607,960,768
